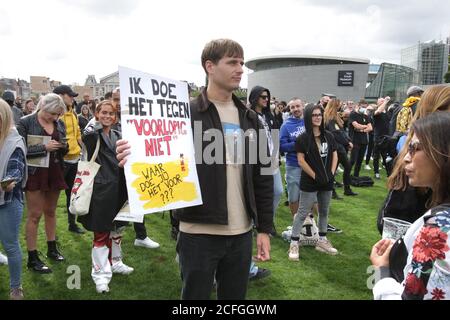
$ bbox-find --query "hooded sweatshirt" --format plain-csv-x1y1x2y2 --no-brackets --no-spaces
295,104,337,192
280,116,305,167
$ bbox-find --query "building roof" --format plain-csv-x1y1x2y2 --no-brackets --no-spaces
245,55,370,70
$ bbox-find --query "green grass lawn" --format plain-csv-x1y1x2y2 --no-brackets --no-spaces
0,164,387,300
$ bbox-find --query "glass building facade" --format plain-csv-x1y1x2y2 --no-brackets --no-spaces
401,41,449,85
365,63,419,102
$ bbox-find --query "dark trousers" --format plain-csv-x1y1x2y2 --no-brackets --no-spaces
177,231,252,300
373,144,392,176
64,162,78,227
365,133,374,164
350,143,367,177
134,222,147,240
337,149,352,186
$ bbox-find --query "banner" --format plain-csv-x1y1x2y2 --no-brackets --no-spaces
119,66,202,216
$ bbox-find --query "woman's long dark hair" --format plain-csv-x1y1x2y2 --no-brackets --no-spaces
410,112,450,207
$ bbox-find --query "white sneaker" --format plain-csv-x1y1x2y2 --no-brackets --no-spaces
288,242,299,261
96,284,110,293
112,261,134,275
386,156,393,163
315,239,338,255
134,237,160,249
337,165,344,173
0,252,8,265
375,173,380,179
364,164,371,170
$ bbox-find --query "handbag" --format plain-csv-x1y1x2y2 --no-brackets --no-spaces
69,137,101,216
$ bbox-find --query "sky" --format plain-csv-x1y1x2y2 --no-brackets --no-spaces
1,0,449,88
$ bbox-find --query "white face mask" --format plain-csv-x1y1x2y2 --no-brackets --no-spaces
359,107,366,114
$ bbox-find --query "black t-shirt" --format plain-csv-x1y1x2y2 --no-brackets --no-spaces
349,111,369,145
295,132,337,192
373,112,389,139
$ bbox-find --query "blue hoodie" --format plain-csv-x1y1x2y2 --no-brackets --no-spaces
279,116,305,167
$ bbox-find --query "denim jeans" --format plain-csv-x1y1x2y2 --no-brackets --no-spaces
0,197,23,289
291,190,332,238
177,231,252,300
285,166,302,203
273,169,283,218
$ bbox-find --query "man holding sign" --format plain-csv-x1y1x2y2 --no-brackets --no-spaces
117,39,273,300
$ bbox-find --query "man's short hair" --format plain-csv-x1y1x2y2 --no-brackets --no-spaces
104,91,112,100
201,39,244,74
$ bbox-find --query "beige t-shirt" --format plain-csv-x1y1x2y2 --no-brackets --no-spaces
179,99,251,235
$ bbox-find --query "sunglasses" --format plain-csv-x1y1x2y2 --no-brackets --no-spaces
259,95,269,100
408,140,422,158
312,113,323,118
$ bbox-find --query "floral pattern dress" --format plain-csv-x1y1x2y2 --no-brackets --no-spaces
373,204,450,300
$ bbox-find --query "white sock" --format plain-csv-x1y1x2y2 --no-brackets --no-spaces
319,236,327,241
291,240,299,245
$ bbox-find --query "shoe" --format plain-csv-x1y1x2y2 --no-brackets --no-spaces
375,173,380,179
249,268,271,281
334,181,344,188
0,252,8,265
344,186,358,196
364,164,371,170
68,224,85,234
327,224,342,234
386,156,393,163
315,238,338,255
96,284,110,293
47,241,65,262
281,229,292,242
10,287,24,300
288,242,299,261
112,261,134,275
27,251,52,274
134,237,160,249
337,166,344,173
332,190,343,200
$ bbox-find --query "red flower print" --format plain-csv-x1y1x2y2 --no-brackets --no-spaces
412,226,449,263
431,288,445,300
404,273,427,296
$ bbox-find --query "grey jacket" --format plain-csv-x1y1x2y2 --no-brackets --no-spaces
16,112,68,175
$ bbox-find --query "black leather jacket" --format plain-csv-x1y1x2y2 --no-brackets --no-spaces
17,112,68,175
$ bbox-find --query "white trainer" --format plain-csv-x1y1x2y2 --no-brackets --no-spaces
96,284,110,293
315,239,338,255
288,242,299,261
0,252,8,265
134,237,160,249
112,261,134,275
364,164,371,170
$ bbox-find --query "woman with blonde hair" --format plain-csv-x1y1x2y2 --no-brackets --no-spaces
324,99,357,196
0,98,27,299
17,93,68,274
377,85,450,233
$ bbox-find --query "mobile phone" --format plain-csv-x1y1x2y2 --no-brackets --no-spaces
1,178,15,189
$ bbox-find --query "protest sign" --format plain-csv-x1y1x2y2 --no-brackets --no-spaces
118,66,202,217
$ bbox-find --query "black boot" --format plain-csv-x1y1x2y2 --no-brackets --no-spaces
344,185,358,196
47,241,65,262
332,189,343,200
27,250,52,274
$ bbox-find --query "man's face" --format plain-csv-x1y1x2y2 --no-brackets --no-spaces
83,94,90,102
112,91,120,108
258,91,269,108
321,96,330,106
206,56,244,92
26,101,35,113
288,99,304,119
61,94,73,107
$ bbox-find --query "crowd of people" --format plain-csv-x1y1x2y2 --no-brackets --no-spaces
0,38,449,300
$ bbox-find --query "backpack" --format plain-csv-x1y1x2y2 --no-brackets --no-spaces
281,214,319,247
351,176,374,187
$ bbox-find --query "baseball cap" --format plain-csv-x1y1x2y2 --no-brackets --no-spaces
53,85,78,97
406,85,424,97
